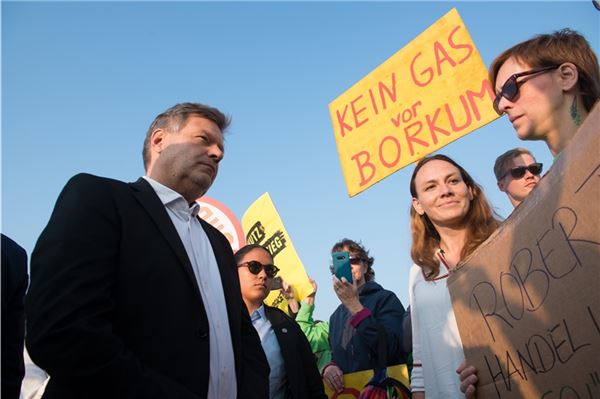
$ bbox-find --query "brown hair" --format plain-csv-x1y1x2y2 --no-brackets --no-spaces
493,147,533,181
331,238,375,282
409,154,500,279
142,102,231,170
489,29,600,113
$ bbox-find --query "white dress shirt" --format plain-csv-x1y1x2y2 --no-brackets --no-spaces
144,176,236,399
252,305,287,399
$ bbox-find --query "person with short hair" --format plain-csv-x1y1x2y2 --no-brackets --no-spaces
235,244,326,399
493,147,543,207
459,28,600,398
489,28,600,157
25,102,269,399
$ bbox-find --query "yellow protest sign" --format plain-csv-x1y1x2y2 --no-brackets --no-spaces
242,192,312,311
329,8,498,197
323,364,411,398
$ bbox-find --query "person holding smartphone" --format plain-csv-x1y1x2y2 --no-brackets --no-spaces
322,239,406,394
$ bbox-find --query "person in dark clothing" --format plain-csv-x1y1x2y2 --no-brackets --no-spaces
235,244,326,399
1,234,29,399
322,238,406,394
25,103,269,399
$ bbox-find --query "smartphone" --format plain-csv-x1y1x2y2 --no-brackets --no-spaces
271,276,283,291
332,251,353,283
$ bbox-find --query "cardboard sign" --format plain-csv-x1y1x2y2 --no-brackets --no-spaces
242,193,312,311
328,8,498,197
448,104,600,398
323,364,411,398
197,196,246,252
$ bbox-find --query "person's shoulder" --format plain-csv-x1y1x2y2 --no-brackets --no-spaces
408,263,425,283
265,304,292,321
65,173,128,190
265,305,301,329
370,282,404,305
1,234,26,260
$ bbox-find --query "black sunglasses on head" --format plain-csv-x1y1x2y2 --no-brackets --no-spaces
493,65,559,115
500,163,543,180
238,260,279,278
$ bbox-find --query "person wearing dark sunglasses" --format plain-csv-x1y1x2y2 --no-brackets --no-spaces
323,239,406,394
234,244,327,399
493,147,543,208
459,29,600,399
488,29,599,158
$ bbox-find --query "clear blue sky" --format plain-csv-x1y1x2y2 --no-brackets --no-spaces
3,1,599,321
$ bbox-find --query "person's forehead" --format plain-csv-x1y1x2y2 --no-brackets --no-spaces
244,247,272,262
496,57,531,86
416,160,459,183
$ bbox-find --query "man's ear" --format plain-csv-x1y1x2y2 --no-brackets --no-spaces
412,197,425,216
557,62,579,92
150,129,168,154
497,180,507,193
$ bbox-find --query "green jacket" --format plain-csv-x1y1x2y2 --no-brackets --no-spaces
295,302,332,373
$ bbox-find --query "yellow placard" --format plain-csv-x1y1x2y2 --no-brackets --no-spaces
329,8,498,197
323,364,411,398
242,192,312,311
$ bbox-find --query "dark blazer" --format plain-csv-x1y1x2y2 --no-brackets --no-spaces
264,305,326,399
1,234,29,399
25,174,269,399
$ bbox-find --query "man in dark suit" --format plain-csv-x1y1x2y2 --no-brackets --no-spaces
1,234,29,399
25,103,269,399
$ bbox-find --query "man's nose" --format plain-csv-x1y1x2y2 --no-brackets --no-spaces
208,144,224,162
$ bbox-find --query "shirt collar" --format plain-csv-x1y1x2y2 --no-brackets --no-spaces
251,304,266,322
143,176,200,218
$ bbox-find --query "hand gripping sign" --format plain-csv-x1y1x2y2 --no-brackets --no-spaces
329,8,498,197
448,104,600,398
242,192,312,312
197,196,246,252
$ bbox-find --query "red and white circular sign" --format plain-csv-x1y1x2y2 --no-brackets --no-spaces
196,196,246,252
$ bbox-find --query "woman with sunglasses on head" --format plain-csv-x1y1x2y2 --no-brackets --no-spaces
490,28,600,157
235,244,327,399
322,238,406,394
408,154,500,399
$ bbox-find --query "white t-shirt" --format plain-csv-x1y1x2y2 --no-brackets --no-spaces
409,260,464,398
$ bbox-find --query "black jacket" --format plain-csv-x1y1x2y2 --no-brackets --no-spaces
1,234,28,399
264,305,327,399
26,174,269,399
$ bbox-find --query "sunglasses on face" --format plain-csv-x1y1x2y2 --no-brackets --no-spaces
493,65,559,115
500,163,543,180
238,260,280,278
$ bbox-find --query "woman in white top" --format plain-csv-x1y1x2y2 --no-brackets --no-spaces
408,154,499,398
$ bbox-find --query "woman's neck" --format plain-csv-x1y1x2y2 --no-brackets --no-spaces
546,98,588,156
437,227,468,268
